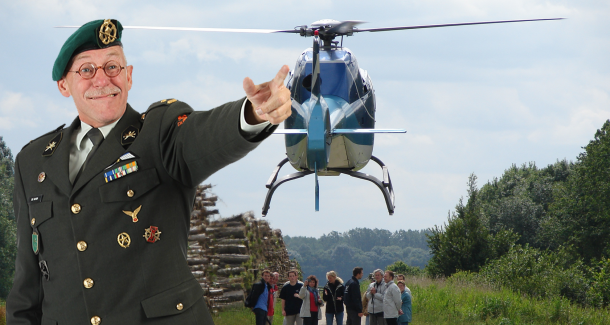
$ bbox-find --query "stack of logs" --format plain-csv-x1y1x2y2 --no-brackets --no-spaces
187,185,299,312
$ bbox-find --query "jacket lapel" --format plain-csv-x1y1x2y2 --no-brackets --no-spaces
72,105,141,194
43,117,80,197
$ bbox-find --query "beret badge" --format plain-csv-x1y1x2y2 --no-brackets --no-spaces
98,19,118,45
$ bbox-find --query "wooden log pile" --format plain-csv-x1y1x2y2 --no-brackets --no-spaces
187,185,300,313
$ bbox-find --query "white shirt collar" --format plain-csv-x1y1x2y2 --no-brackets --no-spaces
76,118,121,149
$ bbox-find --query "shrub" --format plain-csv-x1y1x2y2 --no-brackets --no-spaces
386,260,424,276
479,245,590,305
587,257,610,307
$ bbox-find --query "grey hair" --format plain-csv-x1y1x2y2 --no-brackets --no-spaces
373,269,384,276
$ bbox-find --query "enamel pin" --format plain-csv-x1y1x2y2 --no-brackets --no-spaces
32,229,40,254
42,132,62,157
144,226,161,243
121,125,139,147
117,232,131,248
122,205,142,223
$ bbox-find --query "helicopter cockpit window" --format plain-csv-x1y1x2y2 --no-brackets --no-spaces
302,74,312,92
298,62,355,102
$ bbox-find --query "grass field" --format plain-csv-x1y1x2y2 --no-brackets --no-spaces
213,276,610,325
1,299,6,325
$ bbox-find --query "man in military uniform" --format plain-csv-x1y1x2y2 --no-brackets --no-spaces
6,19,291,325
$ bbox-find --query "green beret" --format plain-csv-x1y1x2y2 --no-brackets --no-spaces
52,19,124,81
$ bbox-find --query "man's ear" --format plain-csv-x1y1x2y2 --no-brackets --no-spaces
126,65,133,91
57,78,71,98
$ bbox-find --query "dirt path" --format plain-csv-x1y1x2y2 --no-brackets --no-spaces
317,304,366,325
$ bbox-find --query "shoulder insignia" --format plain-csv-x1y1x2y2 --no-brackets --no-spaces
23,124,66,151
121,125,140,147
145,98,181,115
42,132,63,157
177,114,188,127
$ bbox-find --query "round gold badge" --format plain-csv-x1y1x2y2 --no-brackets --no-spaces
117,232,131,248
38,172,46,183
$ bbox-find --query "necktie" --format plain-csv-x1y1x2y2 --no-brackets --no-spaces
74,128,104,183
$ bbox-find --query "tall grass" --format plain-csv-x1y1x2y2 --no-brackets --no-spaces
212,300,287,325
407,275,610,324
214,277,610,325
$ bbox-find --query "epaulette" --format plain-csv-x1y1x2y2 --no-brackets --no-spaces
22,124,66,151
141,98,180,122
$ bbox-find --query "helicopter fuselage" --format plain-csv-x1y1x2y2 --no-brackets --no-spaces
285,46,376,175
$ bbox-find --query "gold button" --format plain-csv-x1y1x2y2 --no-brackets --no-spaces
71,204,81,214
176,303,184,311
127,189,134,197
31,218,36,226
91,316,101,325
83,278,94,289
77,241,88,252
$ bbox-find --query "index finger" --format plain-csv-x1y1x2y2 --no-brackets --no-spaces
270,65,290,90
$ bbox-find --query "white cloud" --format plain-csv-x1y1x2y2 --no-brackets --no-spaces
0,90,37,130
1,0,609,236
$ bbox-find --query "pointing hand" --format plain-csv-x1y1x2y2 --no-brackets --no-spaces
243,65,292,125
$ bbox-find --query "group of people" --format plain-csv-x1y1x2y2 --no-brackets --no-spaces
247,267,412,325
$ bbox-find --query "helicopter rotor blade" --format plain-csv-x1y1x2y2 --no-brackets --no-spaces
325,20,366,34
55,25,301,34
354,18,564,33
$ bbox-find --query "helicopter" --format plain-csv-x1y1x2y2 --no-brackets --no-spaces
60,17,563,217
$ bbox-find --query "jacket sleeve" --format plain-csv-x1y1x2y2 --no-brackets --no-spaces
352,282,363,311
392,286,402,311
298,286,307,299
373,283,385,305
337,284,345,299
6,157,43,325
322,285,330,302
155,98,274,187
365,283,372,300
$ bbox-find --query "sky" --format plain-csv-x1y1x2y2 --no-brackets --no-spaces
0,0,608,237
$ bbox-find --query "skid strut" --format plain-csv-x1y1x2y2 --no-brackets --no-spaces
261,155,396,217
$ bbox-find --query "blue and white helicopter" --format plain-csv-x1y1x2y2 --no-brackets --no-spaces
66,17,563,216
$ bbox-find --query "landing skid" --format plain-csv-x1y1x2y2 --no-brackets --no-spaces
261,156,395,217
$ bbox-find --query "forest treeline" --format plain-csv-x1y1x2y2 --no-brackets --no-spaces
0,137,15,299
427,119,610,308
284,228,431,284
285,120,610,310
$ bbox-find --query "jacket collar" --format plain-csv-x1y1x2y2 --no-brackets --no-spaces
43,116,81,197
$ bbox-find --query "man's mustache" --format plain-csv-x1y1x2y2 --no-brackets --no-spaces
85,86,121,98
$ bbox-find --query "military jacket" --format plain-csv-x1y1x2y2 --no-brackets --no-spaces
7,98,274,325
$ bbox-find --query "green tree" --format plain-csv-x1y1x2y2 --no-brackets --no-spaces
426,174,519,277
546,120,610,261
477,161,573,248
0,136,15,298
386,260,423,276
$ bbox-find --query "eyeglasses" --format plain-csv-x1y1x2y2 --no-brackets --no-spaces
69,60,125,80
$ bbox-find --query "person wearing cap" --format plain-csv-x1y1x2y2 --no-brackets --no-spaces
6,19,291,325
